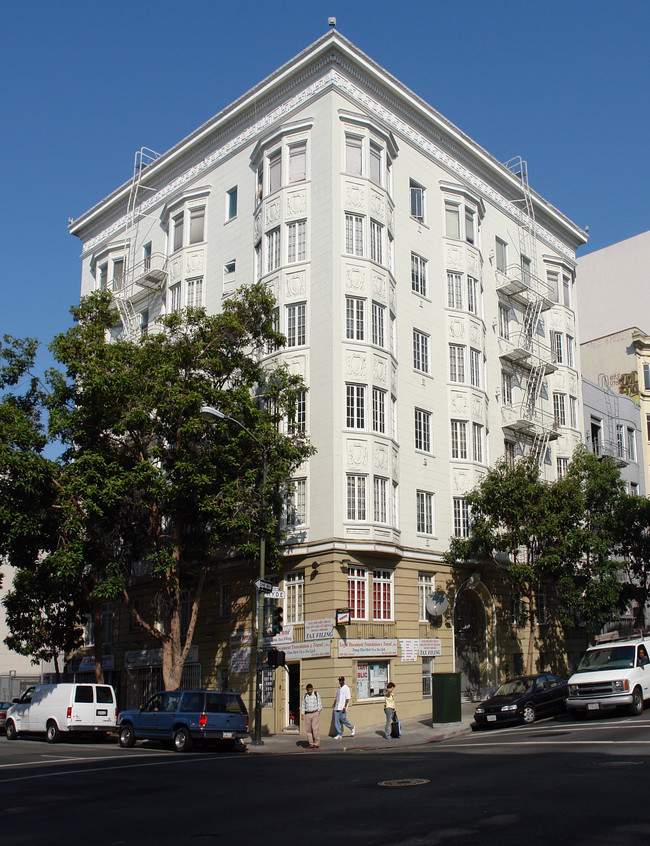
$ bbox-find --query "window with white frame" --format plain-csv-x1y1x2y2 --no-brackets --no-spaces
189,207,205,244
498,304,510,340
289,390,306,433
387,232,394,272
286,302,306,347
467,277,479,315
553,392,566,427
371,302,385,347
139,309,149,336
414,408,432,452
346,384,366,429
224,260,236,285
569,395,577,429
226,186,238,220
372,387,386,434
470,348,482,389
169,282,181,314
465,207,476,244
447,272,463,309
356,660,389,699
143,242,152,271
286,479,307,527
496,237,508,273
391,395,397,439
369,141,382,185
472,423,484,464
617,424,625,459
373,476,388,523
266,228,281,273
285,571,304,623
255,241,262,280
551,331,563,364
416,490,435,534
445,202,460,239
628,427,637,462
370,219,384,265
502,370,513,406
449,344,466,383
346,296,365,341
644,363,650,391
186,277,203,308
413,329,430,374
562,274,572,308
453,497,470,537
566,335,575,368
504,440,516,467
390,314,396,356
346,475,367,521
172,213,184,252
348,566,367,619
418,572,436,621
345,134,363,176
98,263,108,290
345,213,364,256
287,220,306,264
266,308,280,354
288,142,307,183
268,149,282,194
631,482,639,496
392,481,399,529
373,570,393,620
411,252,427,297
410,179,425,222
547,269,560,303
521,255,532,286
557,457,569,479
451,420,468,460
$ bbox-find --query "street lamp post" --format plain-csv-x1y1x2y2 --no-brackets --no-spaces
200,405,267,746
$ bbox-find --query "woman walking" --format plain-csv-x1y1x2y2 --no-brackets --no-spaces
384,682,397,739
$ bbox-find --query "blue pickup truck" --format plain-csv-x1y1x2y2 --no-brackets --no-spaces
118,689,249,752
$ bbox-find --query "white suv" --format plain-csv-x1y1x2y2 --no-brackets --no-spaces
567,637,650,718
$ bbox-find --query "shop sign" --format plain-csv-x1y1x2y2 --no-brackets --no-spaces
338,638,398,658
419,638,442,657
124,645,198,669
264,626,294,646
400,639,419,662
70,654,115,672
230,631,253,647
282,640,331,660
304,618,335,640
230,647,251,673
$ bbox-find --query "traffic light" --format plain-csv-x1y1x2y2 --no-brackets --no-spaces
272,605,284,635
267,648,286,668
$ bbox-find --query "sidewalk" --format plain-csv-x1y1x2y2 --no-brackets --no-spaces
243,700,476,753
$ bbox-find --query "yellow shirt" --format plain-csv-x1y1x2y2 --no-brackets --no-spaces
384,692,396,709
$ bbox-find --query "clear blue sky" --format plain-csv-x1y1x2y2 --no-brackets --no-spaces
3,0,649,365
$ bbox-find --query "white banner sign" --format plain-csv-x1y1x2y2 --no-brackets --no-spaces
230,631,253,647
230,647,251,673
400,639,419,662
264,626,294,646
419,638,442,657
282,640,331,660
304,618,335,641
338,638,398,658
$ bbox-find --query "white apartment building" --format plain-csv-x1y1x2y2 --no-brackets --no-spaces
70,31,587,725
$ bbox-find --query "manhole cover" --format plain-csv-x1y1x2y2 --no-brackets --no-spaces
378,778,431,787
592,760,644,768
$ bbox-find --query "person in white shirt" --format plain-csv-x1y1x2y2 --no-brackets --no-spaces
332,676,355,739
301,684,322,749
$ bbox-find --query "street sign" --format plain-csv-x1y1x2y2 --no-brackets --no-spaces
254,578,275,593
267,589,285,599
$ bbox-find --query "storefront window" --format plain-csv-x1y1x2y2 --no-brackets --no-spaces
356,660,389,699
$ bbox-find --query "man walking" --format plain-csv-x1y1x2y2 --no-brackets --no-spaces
332,676,355,739
301,683,322,749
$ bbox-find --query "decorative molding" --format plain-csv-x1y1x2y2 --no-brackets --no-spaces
373,354,388,385
345,263,366,291
284,354,307,378
286,189,307,218
448,318,465,339
372,272,386,299
452,469,470,493
374,443,389,472
286,271,307,299
370,190,384,218
450,391,468,414
347,439,368,468
186,250,204,275
265,198,281,227
345,351,367,379
446,245,464,269
344,181,365,209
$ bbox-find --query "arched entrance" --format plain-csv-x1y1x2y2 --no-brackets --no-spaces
453,578,497,700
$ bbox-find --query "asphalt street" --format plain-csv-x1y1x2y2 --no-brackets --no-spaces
2,713,650,846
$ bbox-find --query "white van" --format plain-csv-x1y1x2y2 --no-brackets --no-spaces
566,636,650,717
5,683,117,742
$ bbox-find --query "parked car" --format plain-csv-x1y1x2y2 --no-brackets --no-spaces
473,673,567,728
118,689,249,752
5,683,117,742
0,701,13,734
567,637,650,718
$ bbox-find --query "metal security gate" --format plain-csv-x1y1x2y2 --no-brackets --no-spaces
124,664,202,710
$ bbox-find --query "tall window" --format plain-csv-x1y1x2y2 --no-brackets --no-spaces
562,274,572,308
646,413,650,442
551,331,563,364
288,142,307,183
346,384,366,429
418,572,436,621
449,344,466,383
371,302,385,347
286,480,306,528
345,214,364,256
451,420,468,460
266,228,281,273
445,202,460,239
556,457,569,479
372,388,386,434
496,237,507,272
628,428,637,462
521,255,532,286
172,213,184,252
453,497,470,537
498,304,510,340
373,477,388,523
566,335,575,368
411,253,427,296
472,423,484,464
504,440,516,467
286,303,306,347
348,566,367,619
226,186,238,220
289,390,306,433
369,142,382,185
285,572,304,623
416,491,434,535
410,180,425,222
346,296,365,340
569,395,578,429
345,135,363,176
547,270,560,302
373,570,393,620
268,150,282,194
414,408,432,452
617,424,625,459
553,393,567,427
370,220,384,265
467,277,479,315
465,208,475,244
502,371,513,406
169,282,181,313
189,208,205,244
186,277,203,308
469,348,482,388
346,475,367,521
644,363,650,391
413,330,430,374
447,272,463,309
287,220,306,264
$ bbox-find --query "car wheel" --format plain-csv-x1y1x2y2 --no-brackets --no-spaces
46,721,61,743
173,726,193,752
119,723,136,748
5,720,17,740
630,687,644,716
522,703,536,724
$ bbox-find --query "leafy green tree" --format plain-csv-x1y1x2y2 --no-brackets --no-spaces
614,494,650,627
0,283,313,689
